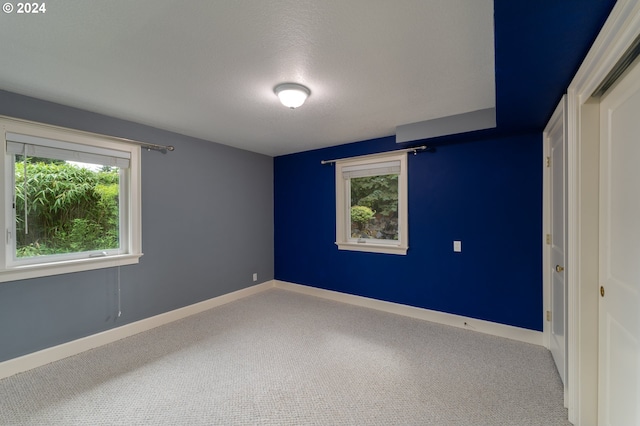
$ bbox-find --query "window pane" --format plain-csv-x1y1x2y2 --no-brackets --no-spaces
14,155,120,258
349,174,398,240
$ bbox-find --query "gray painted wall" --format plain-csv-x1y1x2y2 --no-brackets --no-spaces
0,90,274,362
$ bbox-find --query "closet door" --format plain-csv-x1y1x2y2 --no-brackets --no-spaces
598,56,640,426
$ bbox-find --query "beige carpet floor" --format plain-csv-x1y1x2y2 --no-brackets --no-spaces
0,288,569,425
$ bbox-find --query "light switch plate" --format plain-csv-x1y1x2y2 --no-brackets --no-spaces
453,241,462,252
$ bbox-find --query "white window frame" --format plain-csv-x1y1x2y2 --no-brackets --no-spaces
0,116,142,283
335,151,408,255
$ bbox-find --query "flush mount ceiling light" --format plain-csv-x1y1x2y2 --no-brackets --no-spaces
274,83,310,109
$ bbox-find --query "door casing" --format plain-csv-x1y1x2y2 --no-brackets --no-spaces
565,0,640,423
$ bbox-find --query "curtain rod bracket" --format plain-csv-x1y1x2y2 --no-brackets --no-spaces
142,144,175,153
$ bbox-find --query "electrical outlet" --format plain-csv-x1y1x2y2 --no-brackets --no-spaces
252,273,258,282
453,241,462,252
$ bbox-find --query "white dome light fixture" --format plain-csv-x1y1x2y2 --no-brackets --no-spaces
274,83,310,109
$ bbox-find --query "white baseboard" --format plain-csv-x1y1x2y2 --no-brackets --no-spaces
273,280,543,346
1,279,543,380
0,281,275,380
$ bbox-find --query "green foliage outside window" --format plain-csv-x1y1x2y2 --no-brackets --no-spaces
14,158,120,257
350,205,375,230
350,174,399,240
350,174,398,215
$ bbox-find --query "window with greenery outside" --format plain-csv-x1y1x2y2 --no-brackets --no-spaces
14,156,120,258
350,174,398,240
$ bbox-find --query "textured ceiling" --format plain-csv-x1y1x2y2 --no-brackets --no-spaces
0,1,495,156
0,1,617,157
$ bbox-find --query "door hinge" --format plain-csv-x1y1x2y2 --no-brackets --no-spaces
546,156,551,167
546,310,552,322
545,234,551,245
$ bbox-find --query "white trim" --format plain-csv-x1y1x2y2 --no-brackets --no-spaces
335,242,408,255
273,280,543,346
0,281,275,380
0,115,143,282
335,152,408,255
565,1,640,423
0,254,142,283
0,114,161,151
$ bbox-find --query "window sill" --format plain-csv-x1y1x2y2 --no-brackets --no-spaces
336,242,407,255
0,253,143,283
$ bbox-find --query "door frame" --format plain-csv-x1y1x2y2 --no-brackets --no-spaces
565,0,640,423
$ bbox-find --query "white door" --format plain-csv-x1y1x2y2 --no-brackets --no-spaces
598,55,640,425
547,98,567,389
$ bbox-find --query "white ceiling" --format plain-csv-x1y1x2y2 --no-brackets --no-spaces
0,1,495,156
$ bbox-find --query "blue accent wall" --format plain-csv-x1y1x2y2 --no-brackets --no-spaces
272,0,616,333
275,132,542,331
